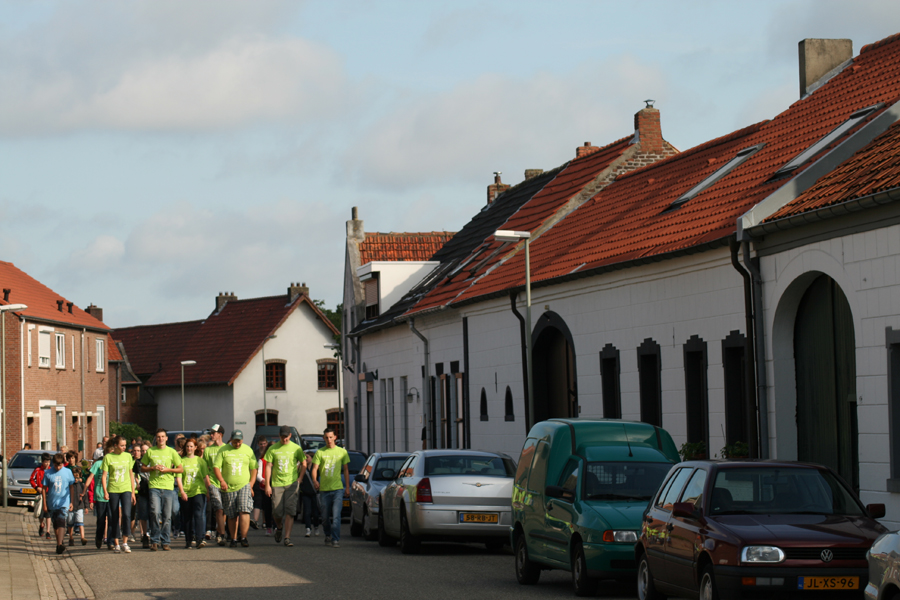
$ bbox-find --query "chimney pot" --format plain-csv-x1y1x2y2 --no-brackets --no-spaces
798,39,852,98
576,143,599,158
85,303,103,322
57,300,64,312
352,206,358,220
288,282,309,302
67,302,73,314
215,292,237,313
486,172,511,205
2,289,9,302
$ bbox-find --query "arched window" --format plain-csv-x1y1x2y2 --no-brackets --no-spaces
504,387,515,421
480,389,488,421
637,338,662,427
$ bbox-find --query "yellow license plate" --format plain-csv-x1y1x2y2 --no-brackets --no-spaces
343,500,350,507
21,488,36,495
459,513,498,523
799,577,858,590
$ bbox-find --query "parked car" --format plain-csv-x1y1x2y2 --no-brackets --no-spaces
342,450,368,519
637,460,887,600
300,433,344,451
5,450,48,508
164,430,210,449
866,531,900,600
250,426,301,456
349,452,411,540
378,449,516,554
512,419,680,595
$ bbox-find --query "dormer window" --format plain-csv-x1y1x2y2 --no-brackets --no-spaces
773,104,881,177
670,144,765,210
362,273,379,319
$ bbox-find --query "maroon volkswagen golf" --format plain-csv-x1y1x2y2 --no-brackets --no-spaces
636,460,887,600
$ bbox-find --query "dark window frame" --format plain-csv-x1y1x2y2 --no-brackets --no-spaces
600,344,621,419
265,361,286,391
887,327,900,491
504,386,515,421
480,388,488,421
317,360,337,390
637,338,662,427
683,335,709,449
722,330,748,448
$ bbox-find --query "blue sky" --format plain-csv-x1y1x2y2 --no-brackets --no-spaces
1,0,898,328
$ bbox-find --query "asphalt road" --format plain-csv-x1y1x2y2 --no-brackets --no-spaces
62,519,640,600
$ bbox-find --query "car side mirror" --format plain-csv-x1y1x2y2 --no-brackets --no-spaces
545,485,574,501
867,503,886,519
672,502,699,519
354,473,366,483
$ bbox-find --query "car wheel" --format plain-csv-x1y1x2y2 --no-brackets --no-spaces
637,554,666,600
349,507,363,537
572,541,599,597
377,508,396,547
515,531,541,585
363,507,378,541
699,565,719,600
399,505,420,555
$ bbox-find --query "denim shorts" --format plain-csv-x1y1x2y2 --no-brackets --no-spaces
66,509,84,527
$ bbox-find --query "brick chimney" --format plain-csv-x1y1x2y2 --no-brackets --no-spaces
634,103,664,154
576,142,600,158
215,292,237,313
799,38,852,97
487,172,510,205
85,304,103,322
288,282,309,302
524,169,544,180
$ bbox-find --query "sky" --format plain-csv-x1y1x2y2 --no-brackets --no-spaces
1,0,899,328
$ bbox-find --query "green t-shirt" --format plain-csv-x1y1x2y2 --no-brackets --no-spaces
312,446,350,492
141,446,183,490
213,443,256,492
102,452,134,495
263,441,304,488
178,456,208,498
203,443,225,477
89,460,106,503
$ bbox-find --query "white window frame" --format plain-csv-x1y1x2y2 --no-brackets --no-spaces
96,337,105,372
38,327,53,369
671,144,764,208
56,407,66,448
27,324,34,367
55,332,65,369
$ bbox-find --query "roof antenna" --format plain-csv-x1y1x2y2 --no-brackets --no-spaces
622,423,633,457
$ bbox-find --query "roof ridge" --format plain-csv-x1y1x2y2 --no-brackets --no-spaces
860,31,900,55
113,318,205,330
614,120,767,182
572,134,635,161
365,231,455,238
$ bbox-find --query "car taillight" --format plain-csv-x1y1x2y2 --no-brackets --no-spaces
416,478,433,503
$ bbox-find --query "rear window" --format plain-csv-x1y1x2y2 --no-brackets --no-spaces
9,453,43,469
347,453,367,475
373,458,407,481
424,455,515,477
584,462,673,502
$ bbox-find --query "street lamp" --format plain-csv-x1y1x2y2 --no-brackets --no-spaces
180,360,197,430
324,342,344,447
1,303,27,508
262,335,276,426
495,229,534,429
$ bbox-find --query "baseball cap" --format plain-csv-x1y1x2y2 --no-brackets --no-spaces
210,424,224,434
231,430,244,440
279,425,291,437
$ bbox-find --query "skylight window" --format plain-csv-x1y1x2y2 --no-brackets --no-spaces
670,144,765,209
774,104,881,176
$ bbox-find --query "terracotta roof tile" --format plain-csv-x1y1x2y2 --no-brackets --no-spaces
107,335,124,361
359,232,455,265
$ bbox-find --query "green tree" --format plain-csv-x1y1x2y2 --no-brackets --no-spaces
109,421,151,443
314,300,343,357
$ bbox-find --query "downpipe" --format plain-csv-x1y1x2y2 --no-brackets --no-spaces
743,240,770,459
509,290,531,432
729,237,760,458
408,319,432,449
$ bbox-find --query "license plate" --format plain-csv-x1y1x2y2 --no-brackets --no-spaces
798,577,859,590
21,488,36,495
459,513,498,523
343,500,350,508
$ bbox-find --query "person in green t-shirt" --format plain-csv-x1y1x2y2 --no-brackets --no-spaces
140,429,183,551
83,438,114,549
204,424,228,545
213,430,257,547
311,428,350,548
176,438,210,549
264,425,306,546
101,435,136,553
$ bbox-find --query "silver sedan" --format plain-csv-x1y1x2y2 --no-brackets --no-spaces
349,452,410,541
378,449,516,554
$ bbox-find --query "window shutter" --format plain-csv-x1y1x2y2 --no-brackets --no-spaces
365,278,378,307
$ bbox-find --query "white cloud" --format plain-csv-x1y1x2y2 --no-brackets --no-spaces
346,55,667,191
62,235,126,274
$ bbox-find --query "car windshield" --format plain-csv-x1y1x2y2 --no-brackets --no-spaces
709,467,866,516
9,453,43,469
584,462,672,501
348,453,367,475
373,458,407,481
424,455,515,477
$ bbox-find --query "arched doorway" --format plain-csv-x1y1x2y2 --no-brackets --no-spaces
794,274,858,490
532,312,577,424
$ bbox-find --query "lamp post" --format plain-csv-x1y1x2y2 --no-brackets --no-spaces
495,229,533,429
1,304,27,508
180,360,197,431
324,343,344,447
262,335,276,426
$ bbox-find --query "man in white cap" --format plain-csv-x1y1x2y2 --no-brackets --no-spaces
204,424,228,545
213,430,257,547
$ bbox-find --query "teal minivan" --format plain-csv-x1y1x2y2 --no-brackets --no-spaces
511,419,680,596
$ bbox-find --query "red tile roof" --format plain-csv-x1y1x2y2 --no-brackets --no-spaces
0,261,108,330
114,294,337,387
766,120,900,221
426,32,900,308
359,232,455,265
107,335,124,362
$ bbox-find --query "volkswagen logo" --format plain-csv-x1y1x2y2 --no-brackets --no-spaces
820,549,834,563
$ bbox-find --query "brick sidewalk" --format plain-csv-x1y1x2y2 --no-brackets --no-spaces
0,507,95,600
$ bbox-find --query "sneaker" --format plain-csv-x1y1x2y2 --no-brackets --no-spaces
325,536,332,544
249,520,258,530
305,527,311,538
113,545,122,553
162,545,171,551
229,539,238,548
197,540,207,549
266,528,272,536
274,528,282,543
103,538,108,545
205,531,212,540
313,526,319,537
284,538,293,547
56,544,65,555
173,531,180,539
150,543,158,551
121,544,131,553
217,534,226,547
240,537,249,548
45,532,51,540
332,540,340,548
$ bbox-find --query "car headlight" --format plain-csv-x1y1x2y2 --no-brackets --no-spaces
741,546,785,563
602,530,639,543
6,476,13,486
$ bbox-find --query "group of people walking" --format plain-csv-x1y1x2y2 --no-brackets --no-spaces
31,424,351,555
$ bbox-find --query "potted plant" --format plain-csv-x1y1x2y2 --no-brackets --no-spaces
679,441,707,461
720,441,750,459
